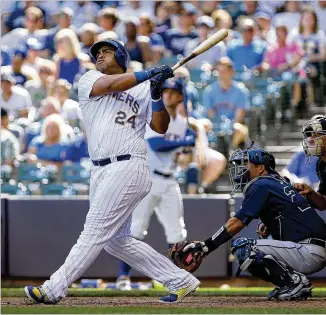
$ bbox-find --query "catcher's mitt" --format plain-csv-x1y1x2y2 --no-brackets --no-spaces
167,240,206,273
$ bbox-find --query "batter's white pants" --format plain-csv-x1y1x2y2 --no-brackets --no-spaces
131,173,186,244
42,158,198,302
256,239,326,275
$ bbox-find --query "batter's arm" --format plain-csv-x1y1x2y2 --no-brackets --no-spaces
90,73,138,96
90,66,173,97
147,68,174,134
150,101,170,134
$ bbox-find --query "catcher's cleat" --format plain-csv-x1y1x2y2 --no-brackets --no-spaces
116,275,131,291
24,286,57,304
159,279,200,303
267,274,313,301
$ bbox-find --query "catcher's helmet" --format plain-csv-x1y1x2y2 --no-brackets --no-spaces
229,146,276,194
301,115,326,161
89,39,129,72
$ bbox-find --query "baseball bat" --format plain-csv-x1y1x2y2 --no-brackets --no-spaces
171,29,229,71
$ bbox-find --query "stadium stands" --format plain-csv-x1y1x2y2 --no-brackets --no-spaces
1,0,325,195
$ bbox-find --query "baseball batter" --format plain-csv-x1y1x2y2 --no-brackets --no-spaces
24,39,200,304
116,78,196,288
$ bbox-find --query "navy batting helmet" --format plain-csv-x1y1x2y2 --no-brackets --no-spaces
89,39,129,72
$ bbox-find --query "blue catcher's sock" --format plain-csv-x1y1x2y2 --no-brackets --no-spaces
118,261,132,277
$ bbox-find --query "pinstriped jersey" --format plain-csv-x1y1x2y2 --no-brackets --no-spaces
77,70,152,160
145,114,188,174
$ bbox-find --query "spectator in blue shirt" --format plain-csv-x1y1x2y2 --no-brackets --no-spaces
281,150,320,188
227,18,267,72
139,14,165,64
66,134,89,162
1,48,40,87
54,28,90,85
62,0,101,28
25,97,75,150
0,46,12,66
154,1,172,43
173,66,201,111
4,1,47,31
124,18,152,66
236,1,258,21
203,57,250,148
185,15,226,70
28,114,71,166
165,3,198,56
45,7,75,56
79,23,100,56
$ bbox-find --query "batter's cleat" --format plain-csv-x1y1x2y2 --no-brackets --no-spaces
116,275,131,291
159,279,201,303
268,273,313,301
24,286,56,305
151,279,165,290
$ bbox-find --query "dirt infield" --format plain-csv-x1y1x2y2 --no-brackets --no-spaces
2,296,326,308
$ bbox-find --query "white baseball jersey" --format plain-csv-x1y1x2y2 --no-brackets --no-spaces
129,114,188,244
77,70,152,160
145,113,188,174
41,70,199,302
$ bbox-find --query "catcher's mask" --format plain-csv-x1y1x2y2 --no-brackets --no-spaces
229,146,276,194
301,115,326,163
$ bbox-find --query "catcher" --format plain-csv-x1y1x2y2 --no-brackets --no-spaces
169,146,326,301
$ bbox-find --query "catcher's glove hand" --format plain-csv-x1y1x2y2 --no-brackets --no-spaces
167,240,208,273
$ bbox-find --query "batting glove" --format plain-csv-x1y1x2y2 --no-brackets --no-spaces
150,72,172,99
146,65,173,80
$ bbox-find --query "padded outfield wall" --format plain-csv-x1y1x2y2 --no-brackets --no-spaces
1,195,325,278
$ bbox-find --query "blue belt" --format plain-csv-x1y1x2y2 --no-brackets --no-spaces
92,154,131,166
154,170,173,178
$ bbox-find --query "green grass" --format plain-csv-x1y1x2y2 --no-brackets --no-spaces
2,287,326,297
2,306,326,314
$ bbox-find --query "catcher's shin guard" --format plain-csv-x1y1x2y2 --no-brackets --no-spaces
232,237,293,286
232,237,313,300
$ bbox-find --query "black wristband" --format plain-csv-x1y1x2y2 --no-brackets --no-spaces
204,225,233,253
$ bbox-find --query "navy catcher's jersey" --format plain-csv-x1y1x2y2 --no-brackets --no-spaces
234,175,326,242
316,158,326,195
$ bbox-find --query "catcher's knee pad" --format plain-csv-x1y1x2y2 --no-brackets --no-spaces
231,237,294,287
231,237,258,271
186,162,199,185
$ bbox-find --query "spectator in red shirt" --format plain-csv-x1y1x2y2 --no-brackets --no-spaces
264,25,305,108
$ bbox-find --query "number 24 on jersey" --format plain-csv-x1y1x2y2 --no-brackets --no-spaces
115,111,136,129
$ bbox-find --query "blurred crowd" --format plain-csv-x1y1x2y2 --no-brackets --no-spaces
1,0,326,195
